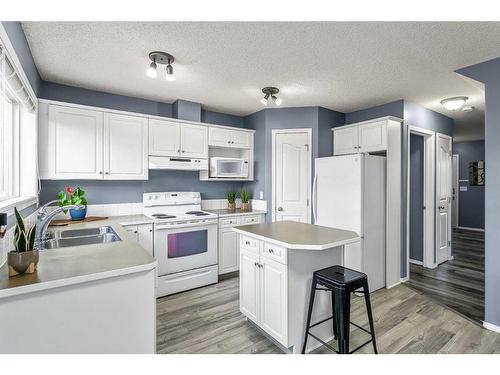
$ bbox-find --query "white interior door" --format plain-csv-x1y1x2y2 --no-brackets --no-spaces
273,131,311,223
436,134,452,264
452,154,459,228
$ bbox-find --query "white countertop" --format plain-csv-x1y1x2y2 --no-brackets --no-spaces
206,208,267,218
0,215,156,299
232,221,361,250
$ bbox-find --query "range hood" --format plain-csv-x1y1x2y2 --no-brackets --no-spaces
149,156,208,171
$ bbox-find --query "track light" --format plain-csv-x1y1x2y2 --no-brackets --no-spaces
261,87,281,106
146,61,157,78
147,51,175,82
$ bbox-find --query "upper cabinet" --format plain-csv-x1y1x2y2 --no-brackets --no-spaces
209,127,251,149
149,119,208,158
333,118,390,155
41,104,148,180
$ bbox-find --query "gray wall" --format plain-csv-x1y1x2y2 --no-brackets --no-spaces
1,21,41,96
453,141,485,229
173,99,202,122
345,100,404,124
409,134,424,262
457,56,500,327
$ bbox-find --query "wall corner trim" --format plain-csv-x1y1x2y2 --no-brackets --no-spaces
483,321,500,333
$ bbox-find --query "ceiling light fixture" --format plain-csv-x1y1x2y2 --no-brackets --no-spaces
462,106,474,113
147,51,175,82
440,96,468,111
261,87,281,106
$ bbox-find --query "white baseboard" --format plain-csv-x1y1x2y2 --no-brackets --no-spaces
457,226,485,232
483,321,500,333
387,281,401,289
409,259,423,265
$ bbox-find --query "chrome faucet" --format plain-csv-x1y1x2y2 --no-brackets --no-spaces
34,200,85,250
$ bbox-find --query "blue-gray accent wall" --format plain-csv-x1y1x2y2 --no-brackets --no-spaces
173,99,202,122
345,100,404,124
453,141,485,229
457,57,499,327
409,134,424,262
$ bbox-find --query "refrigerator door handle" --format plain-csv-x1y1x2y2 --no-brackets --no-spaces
312,174,318,223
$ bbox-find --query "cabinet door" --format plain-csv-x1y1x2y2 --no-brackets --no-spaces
260,257,288,345
48,105,104,179
149,119,181,157
208,127,231,147
181,124,208,158
104,113,148,180
137,224,154,256
358,121,387,153
230,130,251,149
240,248,260,323
333,126,359,155
218,228,239,274
123,225,139,241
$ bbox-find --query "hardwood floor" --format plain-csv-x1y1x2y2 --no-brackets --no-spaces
157,271,500,354
408,228,484,324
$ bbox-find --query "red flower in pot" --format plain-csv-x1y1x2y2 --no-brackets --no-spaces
57,186,88,221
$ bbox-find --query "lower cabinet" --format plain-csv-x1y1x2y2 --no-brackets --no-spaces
239,239,288,346
218,214,264,275
123,223,154,256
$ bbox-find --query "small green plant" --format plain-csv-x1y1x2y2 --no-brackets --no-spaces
13,207,36,253
57,186,87,212
227,191,237,204
240,190,250,204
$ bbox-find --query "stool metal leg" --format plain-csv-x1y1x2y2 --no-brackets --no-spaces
331,290,338,340
362,280,378,354
301,276,318,354
334,288,351,354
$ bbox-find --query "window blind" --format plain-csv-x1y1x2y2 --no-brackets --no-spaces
0,44,36,113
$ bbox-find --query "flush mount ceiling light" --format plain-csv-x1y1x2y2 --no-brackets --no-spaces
147,51,175,81
260,87,282,106
440,96,468,111
462,106,475,113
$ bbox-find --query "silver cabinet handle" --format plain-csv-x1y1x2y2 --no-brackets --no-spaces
99,171,103,174
439,205,446,210
277,207,283,212
268,248,274,254
182,150,185,153
105,172,110,175
228,140,231,144
177,149,180,153
245,241,251,245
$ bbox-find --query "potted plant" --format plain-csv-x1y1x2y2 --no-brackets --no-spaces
57,186,88,221
7,208,39,277
227,191,237,211
240,190,251,211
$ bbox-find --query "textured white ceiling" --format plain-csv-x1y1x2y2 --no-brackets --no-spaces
22,22,499,142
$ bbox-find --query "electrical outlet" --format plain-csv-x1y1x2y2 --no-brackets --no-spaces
259,191,264,199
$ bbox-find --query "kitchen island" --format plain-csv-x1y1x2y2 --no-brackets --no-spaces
232,221,361,354
0,216,157,354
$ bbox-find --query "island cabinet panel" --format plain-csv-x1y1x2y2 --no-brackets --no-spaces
240,248,260,323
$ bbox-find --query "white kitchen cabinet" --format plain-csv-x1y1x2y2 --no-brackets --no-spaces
333,126,359,155
45,105,148,180
149,119,208,158
218,214,264,275
333,118,391,155
104,113,148,180
148,119,181,157
48,105,104,179
239,247,260,323
123,223,154,256
239,237,288,345
209,127,251,149
181,123,208,158
358,120,387,153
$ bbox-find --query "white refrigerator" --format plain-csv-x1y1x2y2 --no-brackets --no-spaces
313,154,386,292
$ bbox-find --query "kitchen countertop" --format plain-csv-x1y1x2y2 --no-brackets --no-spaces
232,221,360,250
206,208,267,218
0,215,156,299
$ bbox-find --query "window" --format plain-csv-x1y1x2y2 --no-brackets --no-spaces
0,89,19,201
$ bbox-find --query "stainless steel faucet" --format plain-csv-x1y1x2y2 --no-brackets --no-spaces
34,200,85,250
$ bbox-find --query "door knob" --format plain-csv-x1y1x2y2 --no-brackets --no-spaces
277,207,283,211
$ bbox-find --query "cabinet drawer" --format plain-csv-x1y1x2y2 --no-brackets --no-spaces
219,217,240,228
241,235,260,253
240,215,262,225
262,242,287,265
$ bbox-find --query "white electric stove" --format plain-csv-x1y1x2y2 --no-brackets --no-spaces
143,192,218,297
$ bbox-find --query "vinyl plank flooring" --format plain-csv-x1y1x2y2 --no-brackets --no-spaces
408,228,485,324
156,271,500,354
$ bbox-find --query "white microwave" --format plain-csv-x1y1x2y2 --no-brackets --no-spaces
210,157,249,178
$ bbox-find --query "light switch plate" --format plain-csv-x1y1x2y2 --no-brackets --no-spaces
460,186,468,192
259,191,264,199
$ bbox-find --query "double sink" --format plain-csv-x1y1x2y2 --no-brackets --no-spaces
43,226,121,249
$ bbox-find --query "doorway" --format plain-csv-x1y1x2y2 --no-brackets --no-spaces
452,154,459,228
271,129,312,223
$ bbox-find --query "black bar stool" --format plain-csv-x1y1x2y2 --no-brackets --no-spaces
301,265,378,354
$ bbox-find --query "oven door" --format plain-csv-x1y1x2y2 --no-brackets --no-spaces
154,221,217,276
